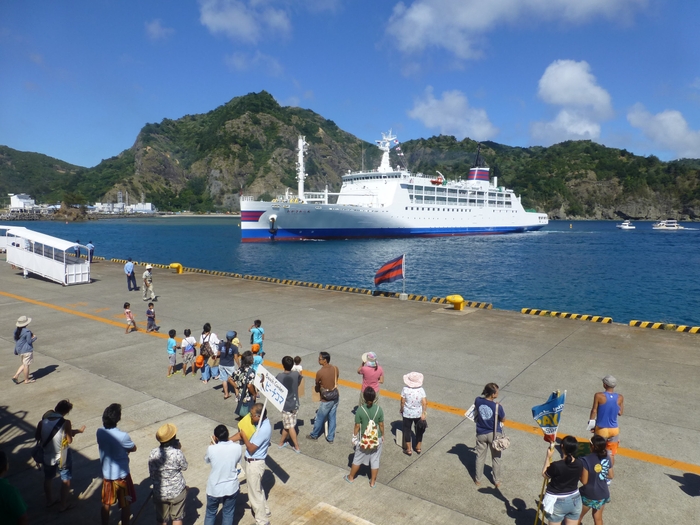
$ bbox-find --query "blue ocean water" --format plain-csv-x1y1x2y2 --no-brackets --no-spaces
6,218,700,326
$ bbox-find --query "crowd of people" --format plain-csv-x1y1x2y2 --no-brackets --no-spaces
5,308,623,525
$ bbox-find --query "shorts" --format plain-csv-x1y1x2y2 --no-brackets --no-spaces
154,487,187,522
21,352,33,366
183,352,195,366
281,410,298,429
126,320,135,327
43,450,72,481
219,365,236,381
168,353,177,366
352,437,383,469
102,474,137,508
581,495,610,510
545,492,582,523
595,427,620,454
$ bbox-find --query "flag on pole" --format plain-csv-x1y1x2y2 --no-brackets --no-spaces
374,255,405,287
531,390,566,443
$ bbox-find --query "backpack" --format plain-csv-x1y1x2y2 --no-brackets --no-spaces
359,405,380,451
200,334,212,358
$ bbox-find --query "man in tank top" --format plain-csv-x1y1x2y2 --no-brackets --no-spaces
587,375,624,457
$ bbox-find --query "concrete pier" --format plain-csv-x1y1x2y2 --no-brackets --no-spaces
1,259,698,524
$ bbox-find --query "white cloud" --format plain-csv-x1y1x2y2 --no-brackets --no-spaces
531,60,612,144
408,86,498,141
387,0,648,59
224,51,283,76
199,0,291,44
145,19,175,41
627,104,700,159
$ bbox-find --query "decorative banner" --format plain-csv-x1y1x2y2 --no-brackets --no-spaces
253,365,288,412
531,390,566,443
374,255,405,287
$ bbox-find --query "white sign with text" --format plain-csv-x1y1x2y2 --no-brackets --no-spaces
253,365,288,412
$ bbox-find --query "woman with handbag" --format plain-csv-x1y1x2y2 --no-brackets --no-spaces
473,382,506,487
400,372,426,456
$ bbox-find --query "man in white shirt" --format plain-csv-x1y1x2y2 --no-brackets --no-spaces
142,265,156,301
204,425,242,525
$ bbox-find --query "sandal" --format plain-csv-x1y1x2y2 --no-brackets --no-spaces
403,449,413,456
343,475,354,484
415,448,422,454
11,377,19,385
23,379,36,384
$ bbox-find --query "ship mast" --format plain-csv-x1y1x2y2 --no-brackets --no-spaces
296,135,307,203
376,130,396,173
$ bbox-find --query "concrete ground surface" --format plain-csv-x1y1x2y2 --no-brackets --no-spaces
0,259,698,525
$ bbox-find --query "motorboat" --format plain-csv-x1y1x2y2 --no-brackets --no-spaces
652,220,684,230
616,220,635,230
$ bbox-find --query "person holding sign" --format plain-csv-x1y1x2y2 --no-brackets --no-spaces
541,435,583,525
276,356,301,453
233,404,271,525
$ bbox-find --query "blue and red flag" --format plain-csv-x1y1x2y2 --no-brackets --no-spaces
374,255,404,287
532,390,566,443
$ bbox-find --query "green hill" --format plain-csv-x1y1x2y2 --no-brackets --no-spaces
1,90,699,219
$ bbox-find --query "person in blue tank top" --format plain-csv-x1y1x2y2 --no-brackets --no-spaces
587,375,624,459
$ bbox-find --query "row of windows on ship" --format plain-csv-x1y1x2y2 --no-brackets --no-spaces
408,196,512,207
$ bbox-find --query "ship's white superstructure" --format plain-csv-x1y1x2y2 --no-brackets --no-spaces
240,132,548,242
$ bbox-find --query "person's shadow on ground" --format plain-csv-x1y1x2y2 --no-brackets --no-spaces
478,487,539,525
447,443,479,482
31,365,59,380
667,473,700,497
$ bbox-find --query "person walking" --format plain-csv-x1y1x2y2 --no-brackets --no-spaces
276,356,301,452
142,265,156,301
542,435,583,525
219,332,240,399
344,387,384,487
180,329,197,378
357,352,384,405
400,371,427,456
204,424,242,525
124,258,137,291
86,241,95,263
12,316,36,385
578,435,613,525
38,399,85,512
96,403,137,525
307,352,339,443
148,423,188,525
236,403,271,525
473,382,505,487
587,375,624,459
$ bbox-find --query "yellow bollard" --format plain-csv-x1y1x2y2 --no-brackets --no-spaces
169,262,183,274
446,294,465,311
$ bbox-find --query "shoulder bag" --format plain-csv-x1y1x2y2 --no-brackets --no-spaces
491,402,510,451
31,417,65,466
320,366,339,401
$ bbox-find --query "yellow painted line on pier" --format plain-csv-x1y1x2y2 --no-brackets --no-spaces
2,289,699,475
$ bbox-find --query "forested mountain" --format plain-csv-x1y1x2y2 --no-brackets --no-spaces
2,91,699,219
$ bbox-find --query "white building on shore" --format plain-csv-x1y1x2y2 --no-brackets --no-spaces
9,193,35,210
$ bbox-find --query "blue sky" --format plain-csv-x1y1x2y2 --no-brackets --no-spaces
1,0,699,167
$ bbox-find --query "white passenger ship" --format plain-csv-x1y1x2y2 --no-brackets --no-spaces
240,131,548,242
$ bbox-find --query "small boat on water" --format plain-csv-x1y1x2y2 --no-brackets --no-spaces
652,219,685,230
616,220,635,230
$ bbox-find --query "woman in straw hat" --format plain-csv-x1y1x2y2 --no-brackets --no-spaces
400,372,427,456
12,315,37,384
148,423,188,525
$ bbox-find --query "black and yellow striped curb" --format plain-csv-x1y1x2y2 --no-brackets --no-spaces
630,321,678,330
675,325,700,333
325,285,373,294
521,308,612,323
463,301,493,309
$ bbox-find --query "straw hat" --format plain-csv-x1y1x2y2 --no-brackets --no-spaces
16,316,31,328
145,264,153,270
403,371,424,388
156,423,177,443
362,352,377,367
